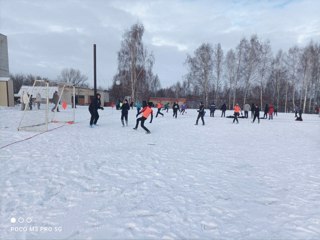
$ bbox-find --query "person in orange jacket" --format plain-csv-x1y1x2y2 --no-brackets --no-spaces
133,102,153,134
155,102,164,117
233,103,241,124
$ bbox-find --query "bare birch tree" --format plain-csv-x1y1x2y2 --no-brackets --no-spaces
58,68,88,87
213,43,224,104
284,46,300,111
257,41,272,110
114,23,156,102
224,49,236,109
241,35,260,106
185,43,214,106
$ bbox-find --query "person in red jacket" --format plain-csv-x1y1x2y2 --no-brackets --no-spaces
155,102,164,117
268,104,274,120
133,102,153,134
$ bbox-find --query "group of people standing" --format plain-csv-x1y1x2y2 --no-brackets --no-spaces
20,92,42,111
207,102,276,124
262,104,277,120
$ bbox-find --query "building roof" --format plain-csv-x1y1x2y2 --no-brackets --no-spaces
17,85,58,98
0,77,10,81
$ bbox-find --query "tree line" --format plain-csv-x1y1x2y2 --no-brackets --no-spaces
159,36,320,113
110,23,320,113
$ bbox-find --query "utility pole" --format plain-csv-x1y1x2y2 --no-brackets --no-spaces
93,44,97,96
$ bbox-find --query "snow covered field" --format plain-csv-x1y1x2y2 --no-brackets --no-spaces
1,105,320,240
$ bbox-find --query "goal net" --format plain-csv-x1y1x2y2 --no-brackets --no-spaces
18,81,76,132
18,80,50,132
50,83,76,125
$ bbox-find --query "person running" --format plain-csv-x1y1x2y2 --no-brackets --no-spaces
120,99,130,126
252,104,260,123
133,102,153,134
195,102,206,125
210,102,216,117
164,103,170,113
233,103,241,124
155,102,164,117
180,103,186,115
89,93,104,127
220,103,227,117
172,102,179,118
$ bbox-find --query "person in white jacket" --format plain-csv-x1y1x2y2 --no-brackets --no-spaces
243,103,251,118
23,92,29,110
35,93,41,110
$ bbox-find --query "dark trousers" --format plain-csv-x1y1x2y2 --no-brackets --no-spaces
173,110,178,118
268,113,273,120
89,109,99,125
253,115,260,123
233,113,239,123
196,114,205,125
221,110,226,117
52,103,59,112
156,108,163,117
210,110,215,117
263,112,268,119
135,117,150,132
121,112,128,126
244,111,248,118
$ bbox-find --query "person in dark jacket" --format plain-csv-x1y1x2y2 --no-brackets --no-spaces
251,103,255,118
296,108,303,121
220,103,227,117
195,102,206,125
164,103,170,112
263,104,269,119
252,104,260,123
89,93,104,127
51,91,60,112
120,99,130,126
172,102,179,118
29,94,33,110
210,102,216,117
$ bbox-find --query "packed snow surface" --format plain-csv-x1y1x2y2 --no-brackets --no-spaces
1,106,320,240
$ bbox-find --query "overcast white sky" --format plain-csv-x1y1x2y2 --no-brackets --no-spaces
0,0,319,88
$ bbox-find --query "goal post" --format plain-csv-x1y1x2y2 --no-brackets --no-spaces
50,83,76,124
18,80,49,132
18,81,76,132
